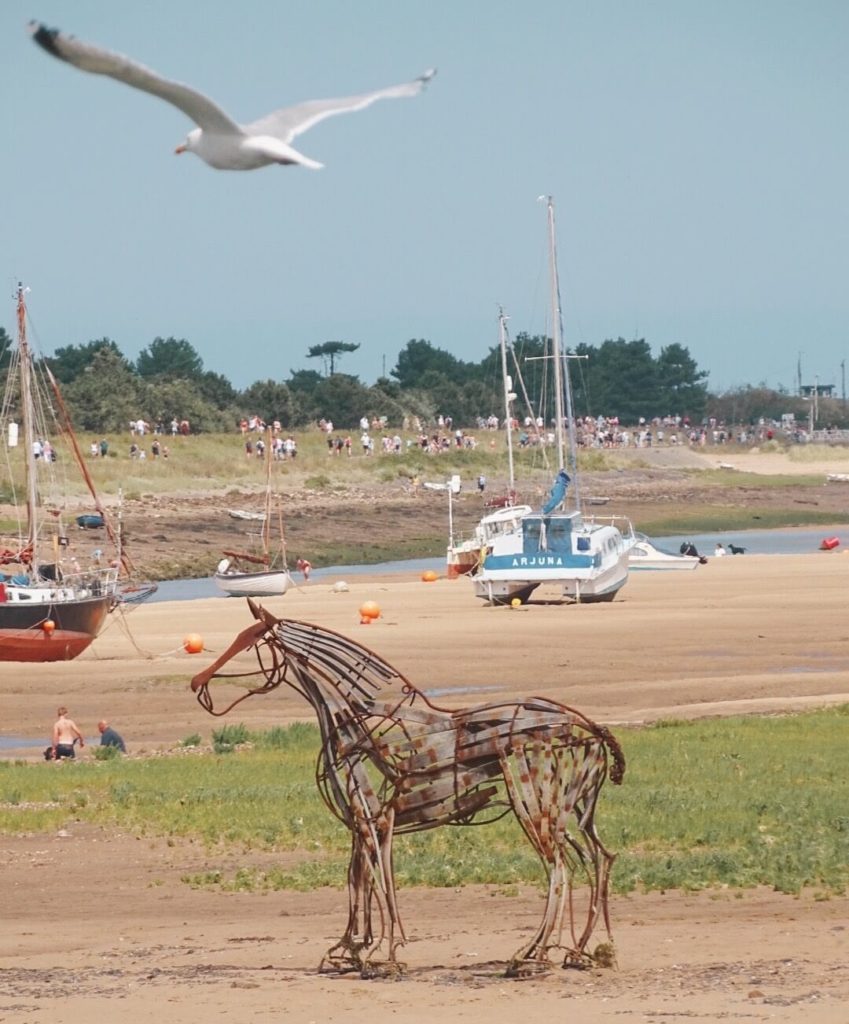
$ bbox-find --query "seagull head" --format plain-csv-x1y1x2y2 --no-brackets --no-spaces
175,127,202,155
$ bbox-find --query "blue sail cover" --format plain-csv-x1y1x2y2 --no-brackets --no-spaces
542,470,571,515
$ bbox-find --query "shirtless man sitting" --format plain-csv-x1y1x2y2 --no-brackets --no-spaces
52,707,85,760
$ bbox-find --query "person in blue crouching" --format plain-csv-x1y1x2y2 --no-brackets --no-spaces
97,720,126,753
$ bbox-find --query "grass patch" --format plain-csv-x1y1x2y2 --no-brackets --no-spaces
786,444,849,464
2,711,847,896
638,508,846,537
694,469,827,489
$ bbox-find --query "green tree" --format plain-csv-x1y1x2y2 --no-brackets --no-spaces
587,338,661,421
286,368,324,396
63,348,143,431
136,337,204,378
309,374,379,428
655,343,709,418
407,371,470,424
240,379,300,427
142,377,233,433
707,386,805,426
391,339,468,389
0,326,13,373
49,338,127,384
197,370,238,408
306,340,360,376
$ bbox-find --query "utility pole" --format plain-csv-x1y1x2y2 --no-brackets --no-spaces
813,374,819,431
842,359,846,411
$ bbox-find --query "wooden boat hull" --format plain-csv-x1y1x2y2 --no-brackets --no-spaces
446,558,477,579
213,569,293,598
446,544,479,578
0,593,114,662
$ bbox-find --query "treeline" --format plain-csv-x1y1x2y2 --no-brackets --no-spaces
2,325,839,432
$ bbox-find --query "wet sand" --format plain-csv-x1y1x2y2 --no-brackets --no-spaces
2,552,848,1022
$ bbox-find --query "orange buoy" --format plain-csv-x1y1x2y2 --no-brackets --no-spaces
820,537,840,551
421,569,438,582
42,619,56,634
359,601,381,620
183,633,205,654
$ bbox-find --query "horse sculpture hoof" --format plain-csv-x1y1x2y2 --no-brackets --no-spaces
319,948,364,975
505,957,553,979
361,959,407,980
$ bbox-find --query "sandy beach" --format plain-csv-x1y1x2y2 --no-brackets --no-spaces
2,553,849,1022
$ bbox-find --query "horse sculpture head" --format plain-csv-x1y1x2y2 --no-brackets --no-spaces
190,599,409,717
190,598,288,716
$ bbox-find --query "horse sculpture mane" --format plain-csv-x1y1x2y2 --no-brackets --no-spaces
191,599,625,978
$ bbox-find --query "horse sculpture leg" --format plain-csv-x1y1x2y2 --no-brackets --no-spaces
320,766,406,977
320,832,375,973
502,737,616,976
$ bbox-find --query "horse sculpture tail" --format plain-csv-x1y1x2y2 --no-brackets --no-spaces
597,723,626,785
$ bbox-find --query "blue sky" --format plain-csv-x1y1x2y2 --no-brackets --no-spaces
2,0,847,396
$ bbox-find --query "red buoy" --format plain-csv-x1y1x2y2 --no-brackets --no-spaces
820,537,840,551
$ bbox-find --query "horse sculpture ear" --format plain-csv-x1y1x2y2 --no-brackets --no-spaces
246,597,280,629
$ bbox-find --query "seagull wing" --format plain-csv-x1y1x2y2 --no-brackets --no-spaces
244,69,436,142
29,22,240,134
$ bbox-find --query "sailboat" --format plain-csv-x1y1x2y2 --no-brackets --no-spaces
213,432,293,597
471,198,634,605
445,310,533,578
0,284,122,661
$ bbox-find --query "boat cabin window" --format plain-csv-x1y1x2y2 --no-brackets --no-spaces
522,516,573,554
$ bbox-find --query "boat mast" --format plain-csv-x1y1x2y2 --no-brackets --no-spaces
497,307,515,493
544,197,580,509
16,284,39,572
262,427,272,564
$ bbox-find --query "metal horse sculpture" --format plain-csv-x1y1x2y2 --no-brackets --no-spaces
190,600,625,978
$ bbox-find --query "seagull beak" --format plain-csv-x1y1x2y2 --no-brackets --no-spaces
174,144,186,155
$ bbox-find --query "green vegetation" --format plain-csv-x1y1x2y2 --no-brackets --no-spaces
636,508,845,537
15,328,717,433
1,709,846,897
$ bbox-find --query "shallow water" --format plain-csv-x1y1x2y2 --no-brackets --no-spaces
150,557,447,602
148,526,849,603
661,525,849,558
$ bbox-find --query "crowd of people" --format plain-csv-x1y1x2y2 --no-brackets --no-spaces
85,409,817,465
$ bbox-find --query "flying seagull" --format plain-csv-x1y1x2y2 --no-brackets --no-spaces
28,21,436,171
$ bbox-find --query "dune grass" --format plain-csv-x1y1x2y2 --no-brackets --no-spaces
1,708,846,897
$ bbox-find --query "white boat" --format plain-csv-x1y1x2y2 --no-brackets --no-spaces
445,310,532,578
213,434,293,598
228,508,266,522
447,502,535,579
0,284,124,661
472,482,633,604
471,197,634,605
628,533,703,571
213,562,293,597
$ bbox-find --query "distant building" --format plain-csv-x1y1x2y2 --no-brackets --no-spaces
799,383,835,398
